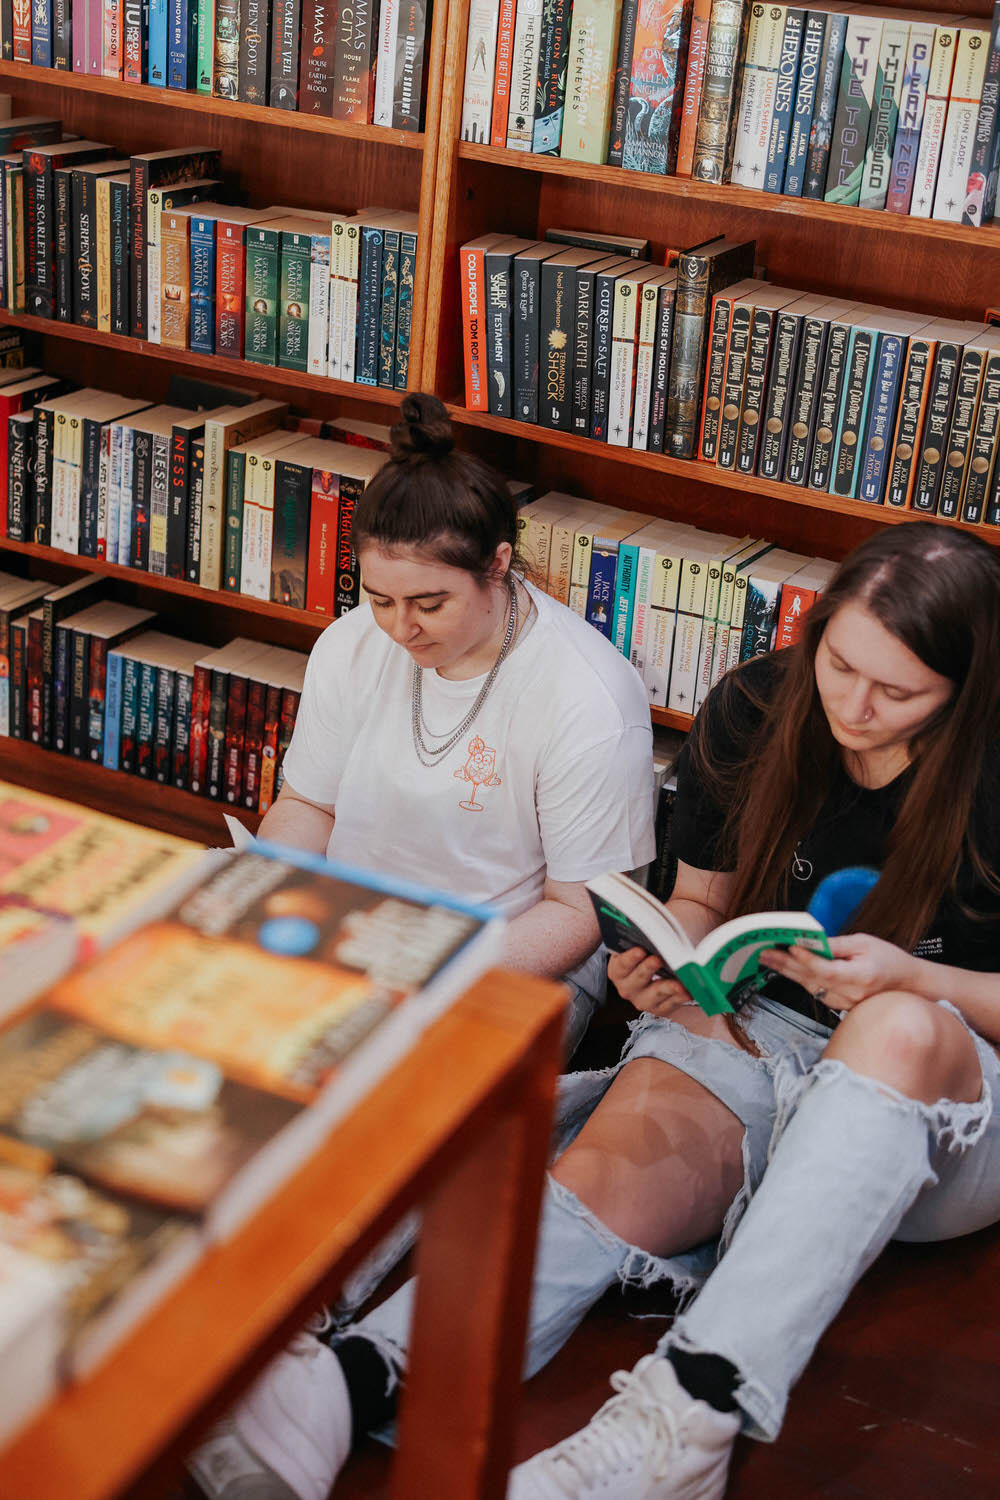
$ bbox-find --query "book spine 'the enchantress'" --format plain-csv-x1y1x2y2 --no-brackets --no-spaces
505,0,543,150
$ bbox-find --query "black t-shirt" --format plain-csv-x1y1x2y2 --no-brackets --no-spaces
673,654,1000,1022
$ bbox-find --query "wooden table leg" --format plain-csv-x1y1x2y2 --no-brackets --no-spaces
391,1010,564,1500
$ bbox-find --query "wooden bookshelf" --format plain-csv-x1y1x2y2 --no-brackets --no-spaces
422,0,1000,576
0,14,451,829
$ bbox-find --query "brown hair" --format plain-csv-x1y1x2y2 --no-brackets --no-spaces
693,522,1000,952
350,393,523,581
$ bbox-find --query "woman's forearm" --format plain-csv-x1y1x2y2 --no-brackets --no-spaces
906,955,1000,1046
666,896,726,946
257,794,335,856
504,900,601,979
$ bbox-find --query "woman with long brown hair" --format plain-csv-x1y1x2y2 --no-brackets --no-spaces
504,519,1000,1499
191,519,1000,1500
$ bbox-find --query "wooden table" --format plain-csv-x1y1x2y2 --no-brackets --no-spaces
0,969,566,1500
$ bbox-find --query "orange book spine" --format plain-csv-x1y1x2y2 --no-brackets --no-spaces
491,0,518,147
675,0,712,176
461,239,494,410
775,583,817,649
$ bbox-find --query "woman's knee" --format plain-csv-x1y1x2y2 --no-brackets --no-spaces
825,991,982,1105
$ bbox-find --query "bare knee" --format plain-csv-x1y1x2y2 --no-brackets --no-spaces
825,991,982,1105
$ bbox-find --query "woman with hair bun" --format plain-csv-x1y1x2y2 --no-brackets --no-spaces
251,392,654,1039
189,394,654,1497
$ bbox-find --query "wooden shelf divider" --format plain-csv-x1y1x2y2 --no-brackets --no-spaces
457,140,1000,250
445,401,999,540
0,59,425,148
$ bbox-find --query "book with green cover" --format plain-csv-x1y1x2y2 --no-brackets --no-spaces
586,869,831,1015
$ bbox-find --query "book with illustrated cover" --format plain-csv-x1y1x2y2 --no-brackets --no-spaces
0,780,208,954
621,0,691,175
885,18,936,215
588,869,830,1015
690,0,748,184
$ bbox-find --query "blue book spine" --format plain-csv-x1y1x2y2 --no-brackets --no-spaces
356,226,384,387
857,333,904,504
189,215,216,352
765,9,806,192
148,0,169,83
103,649,123,768
802,11,847,198
168,0,189,85
32,0,53,66
613,541,640,656
830,325,878,498
586,548,619,640
785,12,826,196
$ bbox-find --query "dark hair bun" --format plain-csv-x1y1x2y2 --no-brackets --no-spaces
391,392,455,463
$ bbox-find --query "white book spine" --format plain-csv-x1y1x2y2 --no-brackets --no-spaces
307,236,331,377
118,426,135,565
567,582,588,617
631,283,661,450
910,26,959,217
199,421,226,590
643,606,678,707
328,222,345,380
693,618,719,711
147,191,162,345
731,4,785,187
106,425,122,566
149,432,169,576
373,0,401,125
341,222,361,382
607,280,642,449
462,0,502,143
710,624,732,687
256,475,276,601
240,456,261,598
667,611,704,711
859,18,910,210
50,458,67,553
629,543,657,675
932,28,990,221
505,0,543,150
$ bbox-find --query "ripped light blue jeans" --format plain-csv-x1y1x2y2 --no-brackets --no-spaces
348,994,1000,1443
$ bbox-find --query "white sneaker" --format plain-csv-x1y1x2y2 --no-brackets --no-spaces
188,1334,352,1500
506,1355,741,1500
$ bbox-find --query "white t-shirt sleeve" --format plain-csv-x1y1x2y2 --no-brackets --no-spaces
536,722,656,884
279,633,348,808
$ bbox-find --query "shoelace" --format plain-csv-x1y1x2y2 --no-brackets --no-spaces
540,1363,684,1497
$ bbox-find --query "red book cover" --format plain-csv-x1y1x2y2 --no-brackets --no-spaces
216,220,248,355
258,681,282,813
242,674,267,810
223,668,250,804
775,583,818,650
188,661,212,794
305,467,338,615
26,612,44,744
275,686,300,793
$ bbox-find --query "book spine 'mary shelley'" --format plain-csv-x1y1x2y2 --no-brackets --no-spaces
690,0,747,184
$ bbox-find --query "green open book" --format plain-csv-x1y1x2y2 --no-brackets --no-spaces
586,871,832,1016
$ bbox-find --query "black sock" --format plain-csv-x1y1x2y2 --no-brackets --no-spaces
331,1335,402,1446
667,1349,740,1414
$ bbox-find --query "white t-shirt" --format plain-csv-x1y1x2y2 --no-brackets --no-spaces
281,581,656,977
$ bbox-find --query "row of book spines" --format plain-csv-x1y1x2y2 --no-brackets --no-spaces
1,0,426,131
700,284,1000,519
461,0,1000,229
4,135,418,386
2,615,303,811
461,233,756,459
5,402,381,612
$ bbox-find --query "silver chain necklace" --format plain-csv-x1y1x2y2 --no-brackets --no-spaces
410,580,519,766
